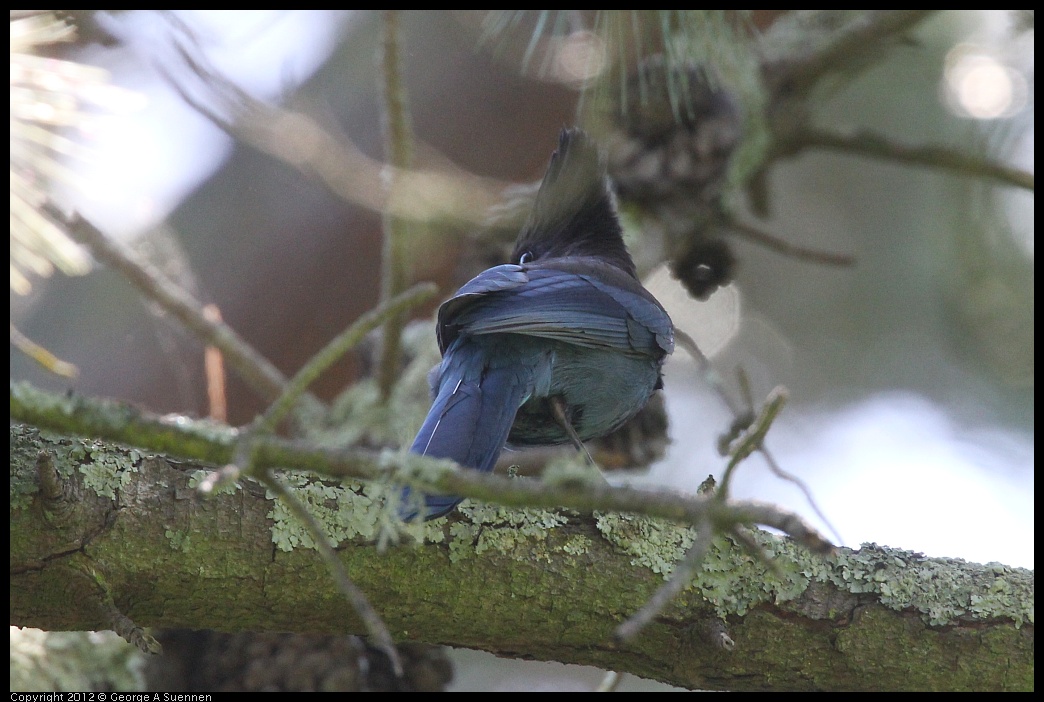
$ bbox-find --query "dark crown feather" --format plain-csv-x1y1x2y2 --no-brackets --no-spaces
511,128,637,279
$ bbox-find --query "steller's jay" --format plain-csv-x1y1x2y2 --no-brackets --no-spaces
401,128,674,520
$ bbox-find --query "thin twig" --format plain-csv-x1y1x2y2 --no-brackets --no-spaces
730,504,834,555
717,386,787,496
672,329,742,417
202,304,227,422
726,219,855,267
157,31,502,228
259,470,403,678
756,448,843,549
727,525,783,579
104,597,163,655
80,562,162,655
10,324,79,378
44,204,320,415
255,282,436,435
771,11,937,96
376,10,417,401
674,330,843,546
793,126,1034,192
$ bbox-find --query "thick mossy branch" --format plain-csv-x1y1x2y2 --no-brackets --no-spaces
10,425,1033,691
8,382,827,549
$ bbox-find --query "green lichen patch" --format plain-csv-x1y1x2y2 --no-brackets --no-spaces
595,515,817,618
267,472,383,551
44,439,142,500
562,534,593,556
446,502,571,564
595,511,696,575
187,469,240,495
820,544,1034,627
694,532,810,617
164,529,193,552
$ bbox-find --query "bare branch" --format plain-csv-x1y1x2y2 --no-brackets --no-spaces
718,386,787,495
726,219,855,267
44,204,318,415
157,35,504,226
376,10,418,401
767,11,938,96
255,282,437,435
791,126,1034,192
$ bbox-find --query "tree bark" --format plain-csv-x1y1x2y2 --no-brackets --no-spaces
10,424,1033,691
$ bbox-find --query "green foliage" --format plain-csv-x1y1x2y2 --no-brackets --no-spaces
10,628,145,692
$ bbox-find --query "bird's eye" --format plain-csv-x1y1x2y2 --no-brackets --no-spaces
519,251,533,264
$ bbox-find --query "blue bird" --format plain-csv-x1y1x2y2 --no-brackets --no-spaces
401,128,674,520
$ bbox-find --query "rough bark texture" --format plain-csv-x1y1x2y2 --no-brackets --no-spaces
10,425,1033,691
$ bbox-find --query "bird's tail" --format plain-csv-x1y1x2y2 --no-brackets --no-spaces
400,347,530,520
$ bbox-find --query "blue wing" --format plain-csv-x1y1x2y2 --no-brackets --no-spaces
437,258,674,359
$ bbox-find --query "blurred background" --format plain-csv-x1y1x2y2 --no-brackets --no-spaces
10,10,1033,692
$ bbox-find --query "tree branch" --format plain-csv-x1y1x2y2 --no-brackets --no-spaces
726,219,856,266
376,10,418,401
45,204,315,414
8,381,828,550
10,424,1033,691
157,32,504,227
766,11,938,96
790,126,1034,191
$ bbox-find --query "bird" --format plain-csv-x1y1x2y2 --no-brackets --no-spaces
400,127,674,520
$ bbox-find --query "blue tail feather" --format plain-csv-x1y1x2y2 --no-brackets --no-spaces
400,343,531,521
